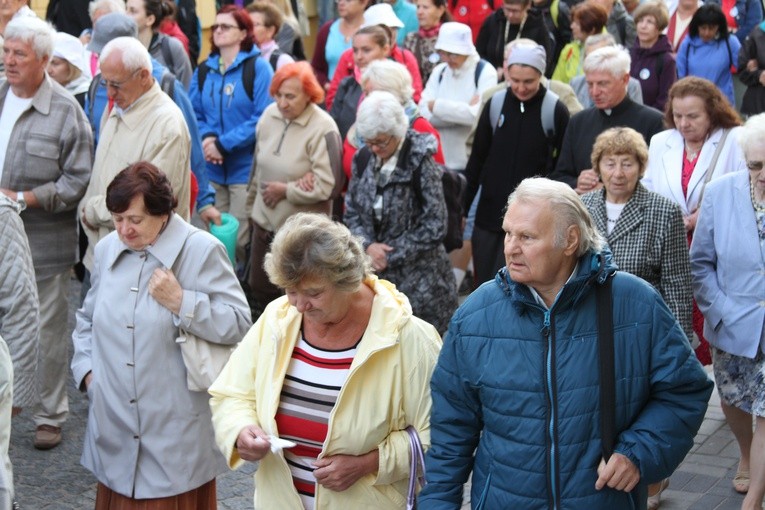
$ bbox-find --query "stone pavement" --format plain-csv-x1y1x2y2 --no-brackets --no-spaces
7,277,757,509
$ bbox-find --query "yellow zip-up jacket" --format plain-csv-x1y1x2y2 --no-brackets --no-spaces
209,276,442,509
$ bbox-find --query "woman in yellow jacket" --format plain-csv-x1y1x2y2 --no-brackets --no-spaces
209,213,442,510
552,1,608,83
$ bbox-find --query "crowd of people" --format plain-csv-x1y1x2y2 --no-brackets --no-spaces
0,0,764,509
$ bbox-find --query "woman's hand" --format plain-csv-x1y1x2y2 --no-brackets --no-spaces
295,172,316,192
260,181,288,208
575,169,602,195
203,137,224,165
683,209,700,232
148,268,183,315
366,243,393,272
313,450,379,492
235,425,272,462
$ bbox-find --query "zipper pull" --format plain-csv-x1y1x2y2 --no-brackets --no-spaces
541,311,551,337
520,101,525,114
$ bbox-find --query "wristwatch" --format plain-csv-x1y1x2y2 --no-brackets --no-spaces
16,191,26,212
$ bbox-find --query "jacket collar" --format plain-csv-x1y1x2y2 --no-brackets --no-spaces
598,96,633,116
104,80,164,131
105,213,192,270
0,73,55,116
204,47,261,72
266,101,318,127
589,183,649,243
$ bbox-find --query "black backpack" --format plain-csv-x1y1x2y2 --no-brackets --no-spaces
353,138,466,252
197,55,257,100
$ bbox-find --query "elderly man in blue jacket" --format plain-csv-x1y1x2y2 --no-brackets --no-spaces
418,177,713,509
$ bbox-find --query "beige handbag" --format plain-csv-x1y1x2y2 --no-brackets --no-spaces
175,331,236,392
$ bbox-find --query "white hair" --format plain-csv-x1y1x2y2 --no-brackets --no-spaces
100,36,151,72
361,60,414,105
584,32,616,49
89,0,126,20
738,113,765,158
4,17,54,60
355,91,408,140
507,178,605,257
583,45,630,77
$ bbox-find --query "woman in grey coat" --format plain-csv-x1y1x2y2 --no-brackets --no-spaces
344,91,458,334
71,162,251,509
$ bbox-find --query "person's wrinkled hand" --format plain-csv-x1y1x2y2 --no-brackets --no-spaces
575,169,602,195
469,94,480,106
747,58,758,72
148,268,183,314
683,209,700,232
313,451,378,492
199,205,222,226
81,207,96,231
203,137,224,165
296,172,315,192
366,243,393,272
236,425,271,462
595,453,640,492
261,181,288,208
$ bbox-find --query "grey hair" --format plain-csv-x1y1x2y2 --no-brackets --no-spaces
100,36,151,72
264,212,371,291
738,113,765,158
89,0,126,19
506,178,605,257
583,44,630,77
584,32,616,49
361,60,414,105
355,91,408,140
4,17,54,60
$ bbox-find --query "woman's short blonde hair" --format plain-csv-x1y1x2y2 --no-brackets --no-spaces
264,213,371,291
632,1,669,31
590,127,649,178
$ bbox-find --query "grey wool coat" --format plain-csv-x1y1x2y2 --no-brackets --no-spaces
581,183,693,340
71,214,252,499
344,130,458,335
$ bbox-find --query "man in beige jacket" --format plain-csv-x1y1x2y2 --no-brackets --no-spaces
80,36,191,273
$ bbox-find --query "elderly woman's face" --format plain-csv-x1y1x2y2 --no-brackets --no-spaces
285,276,349,324
275,77,311,120
212,13,246,51
47,57,73,86
746,144,765,198
671,95,711,145
636,15,660,46
598,152,640,204
365,133,401,161
111,194,168,251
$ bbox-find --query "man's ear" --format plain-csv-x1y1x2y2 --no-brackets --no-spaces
563,225,580,257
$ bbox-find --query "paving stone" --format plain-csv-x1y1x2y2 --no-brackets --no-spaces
688,493,726,509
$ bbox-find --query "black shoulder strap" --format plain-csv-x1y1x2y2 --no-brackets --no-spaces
87,73,100,123
269,49,282,71
354,146,373,179
597,273,616,462
725,36,733,69
160,70,176,99
655,53,664,79
474,59,487,88
197,62,210,93
438,65,447,84
617,16,627,45
241,56,256,101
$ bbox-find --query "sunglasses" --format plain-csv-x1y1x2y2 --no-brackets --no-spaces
212,23,240,32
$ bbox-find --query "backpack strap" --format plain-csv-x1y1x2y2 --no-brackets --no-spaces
474,59,487,88
196,62,210,93
241,56,256,101
87,73,100,125
353,146,373,180
550,0,560,28
597,271,615,461
616,16,627,45
489,89,507,134
159,70,176,99
438,65,447,84
540,89,559,140
654,53,664,80
269,48,282,71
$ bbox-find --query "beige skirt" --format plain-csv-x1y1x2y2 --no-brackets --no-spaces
94,479,217,510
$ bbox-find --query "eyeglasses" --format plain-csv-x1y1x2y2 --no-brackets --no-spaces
364,136,395,150
437,50,462,61
212,23,240,32
99,69,140,90
747,160,765,171
335,0,357,4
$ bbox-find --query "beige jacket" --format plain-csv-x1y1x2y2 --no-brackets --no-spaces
79,81,191,270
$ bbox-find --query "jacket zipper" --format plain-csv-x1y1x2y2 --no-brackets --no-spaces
217,73,227,183
543,310,559,510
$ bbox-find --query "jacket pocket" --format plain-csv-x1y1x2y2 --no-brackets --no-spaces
25,134,61,160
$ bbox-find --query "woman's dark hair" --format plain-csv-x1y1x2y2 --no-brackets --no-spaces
572,2,609,36
143,0,175,30
688,3,729,39
664,76,741,130
353,24,391,49
428,0,452,23
210,5,255,54
106,161,178,216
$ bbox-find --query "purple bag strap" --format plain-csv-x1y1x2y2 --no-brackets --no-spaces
406,425,427,510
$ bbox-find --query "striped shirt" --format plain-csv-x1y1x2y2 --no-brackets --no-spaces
275,335,358,510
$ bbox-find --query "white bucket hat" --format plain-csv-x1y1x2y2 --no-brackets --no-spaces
361,3,404,29
434,22,476,56
52,31,89,76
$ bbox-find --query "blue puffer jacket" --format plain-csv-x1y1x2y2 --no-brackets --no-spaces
419,250,713,510
190,47,273,185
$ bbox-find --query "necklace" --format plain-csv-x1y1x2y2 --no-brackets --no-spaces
684,143,701,161
751,181,765,212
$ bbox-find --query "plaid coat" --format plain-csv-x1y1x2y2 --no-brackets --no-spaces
582,183,693,339
0,76,93,279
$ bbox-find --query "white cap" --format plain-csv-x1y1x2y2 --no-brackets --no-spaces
52,31,89,76
362,3,404,29
434,22,476,56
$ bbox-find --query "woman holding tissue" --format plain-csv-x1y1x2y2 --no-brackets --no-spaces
209,212,442,510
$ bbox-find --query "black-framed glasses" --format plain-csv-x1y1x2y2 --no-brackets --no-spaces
747,160,765,171
364,136,395,150
99,69,140,90
211,23,239,32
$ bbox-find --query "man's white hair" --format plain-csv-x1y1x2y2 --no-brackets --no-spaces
583,45,630,78
89,0,126,20
4,17,54,60
738,113,765,158
361,60,414,106
100,36,151,73
355,91,408,140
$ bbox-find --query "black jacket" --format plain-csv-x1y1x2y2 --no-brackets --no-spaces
476,9,554,74
530,0,572,68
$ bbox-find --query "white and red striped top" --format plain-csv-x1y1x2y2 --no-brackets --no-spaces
274,335,358,510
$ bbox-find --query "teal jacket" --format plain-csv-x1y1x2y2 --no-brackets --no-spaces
419,250,713,509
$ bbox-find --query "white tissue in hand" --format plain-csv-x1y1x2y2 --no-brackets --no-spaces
268,435,296,453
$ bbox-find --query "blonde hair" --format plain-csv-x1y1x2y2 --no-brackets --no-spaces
591,127,648,177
